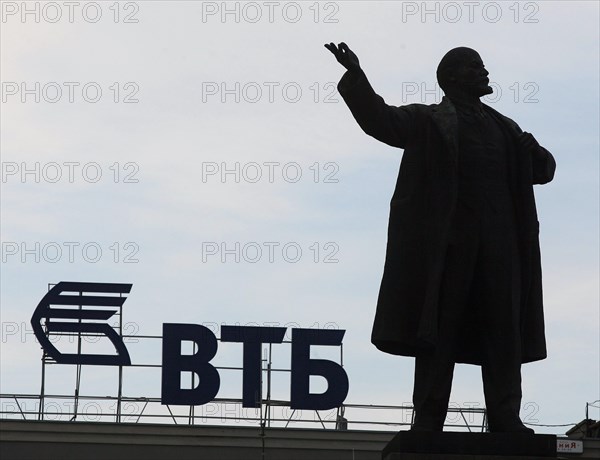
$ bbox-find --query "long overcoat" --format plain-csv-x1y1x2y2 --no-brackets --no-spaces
338,69,556,365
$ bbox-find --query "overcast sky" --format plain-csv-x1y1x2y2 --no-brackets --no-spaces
1,1,598,434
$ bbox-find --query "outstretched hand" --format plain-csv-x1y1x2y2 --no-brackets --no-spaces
324,42,361,72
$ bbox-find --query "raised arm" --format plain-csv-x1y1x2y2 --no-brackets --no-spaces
325,42,415,149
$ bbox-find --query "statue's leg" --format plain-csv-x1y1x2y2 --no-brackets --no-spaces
477,200,532,433
412,202,479,431
412,351,455,431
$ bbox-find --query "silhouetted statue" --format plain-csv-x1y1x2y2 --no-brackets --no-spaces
326,43,555,433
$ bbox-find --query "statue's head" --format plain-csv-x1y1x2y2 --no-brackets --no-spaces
436,47,493,98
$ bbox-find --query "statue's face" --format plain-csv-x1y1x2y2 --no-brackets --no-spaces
448,51,493,97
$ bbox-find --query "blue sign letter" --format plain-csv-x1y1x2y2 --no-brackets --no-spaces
290,328,349,410
161,323,220,405
221,326,286,407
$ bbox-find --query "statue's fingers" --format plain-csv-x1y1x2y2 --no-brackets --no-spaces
324,43,339,57
325,43,337,54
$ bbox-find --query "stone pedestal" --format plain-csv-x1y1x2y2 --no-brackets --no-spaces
382,431,558,460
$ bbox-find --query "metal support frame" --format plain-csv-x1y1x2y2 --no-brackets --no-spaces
37,284,126,424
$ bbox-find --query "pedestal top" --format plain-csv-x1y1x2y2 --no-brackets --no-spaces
382,431,557,459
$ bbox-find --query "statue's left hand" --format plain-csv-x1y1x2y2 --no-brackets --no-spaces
519,132,542,157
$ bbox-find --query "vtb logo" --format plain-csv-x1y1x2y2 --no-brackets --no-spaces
31,281,132,366
30,281,349,409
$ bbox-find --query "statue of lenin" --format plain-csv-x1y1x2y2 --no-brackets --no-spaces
325,43,556,433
